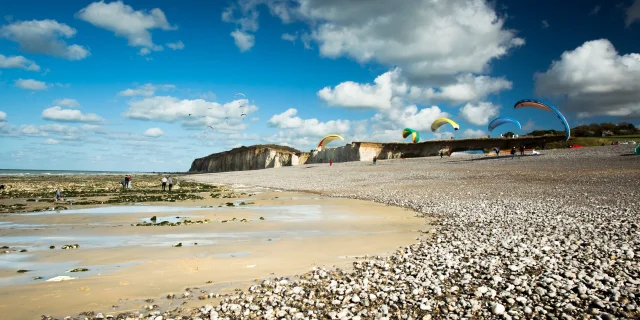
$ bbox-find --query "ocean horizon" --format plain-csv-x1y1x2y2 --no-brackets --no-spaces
0,169,175,176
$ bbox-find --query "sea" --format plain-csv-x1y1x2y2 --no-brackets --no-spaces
0,169,154,176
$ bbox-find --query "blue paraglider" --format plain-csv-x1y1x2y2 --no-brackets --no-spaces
488,117,522,132
514,99,571,141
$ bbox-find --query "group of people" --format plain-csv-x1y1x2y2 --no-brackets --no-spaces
508,145,527,159
161,176,173,191
121,175,133,189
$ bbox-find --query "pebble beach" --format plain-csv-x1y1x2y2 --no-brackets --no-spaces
178,145,639,320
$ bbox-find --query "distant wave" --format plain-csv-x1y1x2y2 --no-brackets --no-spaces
0,169,151,176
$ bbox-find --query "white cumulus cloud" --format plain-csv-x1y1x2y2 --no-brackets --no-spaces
166,41,184,50
54,98,80,108
267,108,350,137
227,0,525,82
76,0,177,51
42,106,105,123
143,127,164,137
459,102,500,126
281,32,298,42
534,39,640,119
0,19,90,60
118,83,175,97
122,95,258,132
0,111,6,121
0,54,40,71
317,68,406,109
230,30,255,52
462,128,487,138
43,138,60,145
318,68,511,109
626,0,640,27
408,74,512,105
15,78,48,90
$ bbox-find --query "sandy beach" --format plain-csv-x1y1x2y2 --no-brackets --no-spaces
0,177,428,320
2,145,638,319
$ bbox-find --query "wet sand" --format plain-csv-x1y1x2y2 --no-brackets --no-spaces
0,190,429,319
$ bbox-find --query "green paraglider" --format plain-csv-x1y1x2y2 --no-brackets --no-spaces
635,143,640,155
402,128,420,143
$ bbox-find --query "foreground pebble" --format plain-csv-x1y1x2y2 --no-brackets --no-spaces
56,146,639,319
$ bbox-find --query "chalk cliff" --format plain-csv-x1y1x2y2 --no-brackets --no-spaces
188,145,301,173
189,136,566,173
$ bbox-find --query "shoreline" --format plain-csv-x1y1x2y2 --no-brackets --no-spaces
181,145,639,319
0,178,428,320
3,145,639,319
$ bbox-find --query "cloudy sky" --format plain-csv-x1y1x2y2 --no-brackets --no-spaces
1,0,639,172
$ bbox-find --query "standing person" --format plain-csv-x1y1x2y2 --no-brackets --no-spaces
519,145,525,156
55,188,63,202
161,176,167,191
168,176,173,192
372,156,377,165
330,159,333,166
439,150,443,158
510,146,517,159
128,175,133,189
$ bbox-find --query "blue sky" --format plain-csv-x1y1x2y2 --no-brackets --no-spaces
1,0,639,172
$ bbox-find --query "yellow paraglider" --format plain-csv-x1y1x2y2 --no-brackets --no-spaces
431,118,460,132
317,134,344,151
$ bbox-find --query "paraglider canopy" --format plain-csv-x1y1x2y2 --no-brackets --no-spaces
402,128,420,143
317,134,344,151
488,117,522,132
635,143,640,155
431,118,460,132
514,99,570,141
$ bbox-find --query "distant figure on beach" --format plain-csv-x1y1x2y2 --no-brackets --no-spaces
127,175,133,189
121,177,126,189
494,147,500,157
519,145,525,156
439,150,443,158
168,176,173,192
542,140,546,150
161,176,167,191
510,146,517,159
55,188,63,202
372,156,377,165
0,184,4,190
330,159,333,166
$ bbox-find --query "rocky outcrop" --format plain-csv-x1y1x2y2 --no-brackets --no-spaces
188,145,301,173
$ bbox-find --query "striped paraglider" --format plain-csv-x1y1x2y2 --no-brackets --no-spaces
514,99,570,141
402,128,420,143
317,134,344,151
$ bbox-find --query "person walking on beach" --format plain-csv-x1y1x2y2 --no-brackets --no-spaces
55,188,63,202
510,146,517,159
161,176,167,191
330,159,333,166
519,145,525,156
372,156,377,165
439,150,443,158
168,176,173,192
128,175,133,189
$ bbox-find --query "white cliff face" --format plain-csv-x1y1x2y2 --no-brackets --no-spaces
189,146,298,173
190,137,564,173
